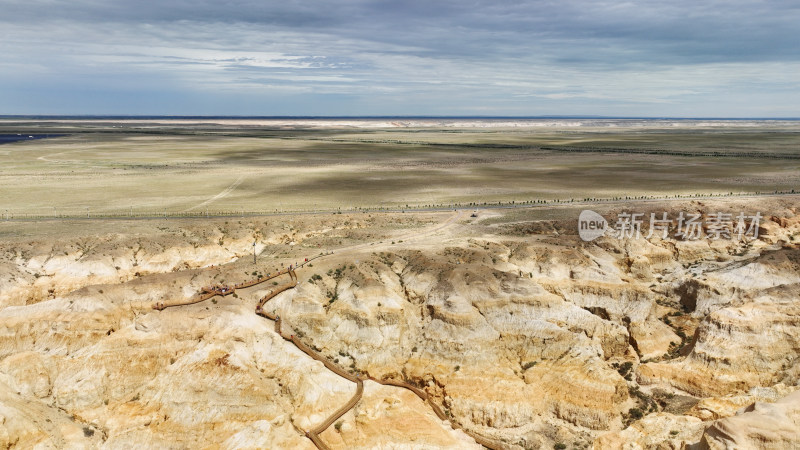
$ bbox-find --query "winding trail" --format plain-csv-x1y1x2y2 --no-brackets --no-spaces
256,270,507,450
152,266,294,310
36,148,85,164
182,174,245,212
152,211,508,450
330,209,468,257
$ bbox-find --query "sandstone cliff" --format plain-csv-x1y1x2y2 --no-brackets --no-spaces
0,202,798,448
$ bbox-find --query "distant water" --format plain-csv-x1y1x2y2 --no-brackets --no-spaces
0,134,65,145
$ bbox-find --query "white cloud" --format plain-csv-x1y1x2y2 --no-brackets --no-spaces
1,1,799,115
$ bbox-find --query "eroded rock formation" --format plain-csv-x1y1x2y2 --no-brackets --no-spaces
0,203,798,448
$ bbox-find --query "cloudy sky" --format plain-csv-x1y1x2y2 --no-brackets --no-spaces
1,0,799,116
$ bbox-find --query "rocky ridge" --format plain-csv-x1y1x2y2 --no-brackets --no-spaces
0,203,797,448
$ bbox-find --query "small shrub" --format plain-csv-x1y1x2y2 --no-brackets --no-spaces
616,361,633,377
83,426,94,437
554,444,567,450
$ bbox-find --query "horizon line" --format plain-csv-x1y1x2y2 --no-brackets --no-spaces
1,115,800,121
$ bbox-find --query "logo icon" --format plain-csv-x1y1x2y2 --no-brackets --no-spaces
578,210,608,242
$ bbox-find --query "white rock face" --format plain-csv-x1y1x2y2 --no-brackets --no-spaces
638,288,800,397
0,208,798,448
594,412,706,449
698,390,800,449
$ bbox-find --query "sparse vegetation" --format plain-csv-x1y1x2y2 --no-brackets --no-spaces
614,361,634,380
628,407,644,420
3,123,798,216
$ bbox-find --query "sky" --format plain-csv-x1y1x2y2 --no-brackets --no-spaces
1,0,799,117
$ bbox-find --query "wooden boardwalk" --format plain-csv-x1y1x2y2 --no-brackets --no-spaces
152,267,295,310
155,260,507,450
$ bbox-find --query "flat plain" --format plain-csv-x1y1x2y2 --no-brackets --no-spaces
1,118,799,217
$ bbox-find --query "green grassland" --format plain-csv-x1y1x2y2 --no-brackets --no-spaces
1,120,798,217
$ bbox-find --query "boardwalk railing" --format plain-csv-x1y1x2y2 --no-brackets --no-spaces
155,258,520,450
4,190,798,222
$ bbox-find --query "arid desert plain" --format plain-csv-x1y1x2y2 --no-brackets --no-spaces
0,118,799,449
